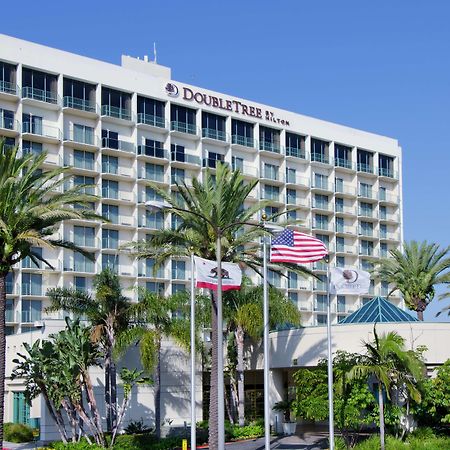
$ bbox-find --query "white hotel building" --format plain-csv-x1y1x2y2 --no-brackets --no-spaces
0,34,406,432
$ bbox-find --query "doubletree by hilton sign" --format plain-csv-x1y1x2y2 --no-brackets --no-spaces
165,83,290,127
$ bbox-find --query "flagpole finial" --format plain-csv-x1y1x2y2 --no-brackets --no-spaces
261,213,267,222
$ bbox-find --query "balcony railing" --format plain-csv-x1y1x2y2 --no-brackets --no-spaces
203,158,227,169
312,201,331,211
358,189,375,199
202,128,228,142
285,147,307,159
171,152,201,165
0,80,18,95
357,163,374,174
231,135,255,148
170,121,198,135
336,244,356,254
101,137,135,153
139,170,165,183
137,145,168,159
22,122,62,140
101,105,132,121
335,158,354,170
358,209,376,218
137,113,166,129
259,141,281,153
335,184,357,196
312,180,333,191
21,310,42,323
312,221,330,231
359,228,374,237
262,170,280,182
22,86,59,104
311,153,329,164
63,96,97,113
379,168,397,179
65,129,97,146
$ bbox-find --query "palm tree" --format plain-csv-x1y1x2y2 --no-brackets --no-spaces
375,241,450,320
0,142,101,445
46,268,132,432
348,328,423,450
224,283,301,426
116,289,195,439
125,164,311,450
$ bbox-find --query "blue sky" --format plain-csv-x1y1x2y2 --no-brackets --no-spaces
4,0,450,320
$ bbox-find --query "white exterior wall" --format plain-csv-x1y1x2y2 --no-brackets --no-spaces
0,33,405,437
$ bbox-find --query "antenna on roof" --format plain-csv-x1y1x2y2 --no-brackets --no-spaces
153,42,157,63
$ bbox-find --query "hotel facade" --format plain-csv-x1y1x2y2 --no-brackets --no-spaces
0,34,406,436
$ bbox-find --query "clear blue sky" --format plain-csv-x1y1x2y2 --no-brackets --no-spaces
5,0,450,320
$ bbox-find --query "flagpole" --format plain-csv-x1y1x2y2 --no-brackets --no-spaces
190,251,196,450
216,234,225,450
263,233,270,450
326,260,334,450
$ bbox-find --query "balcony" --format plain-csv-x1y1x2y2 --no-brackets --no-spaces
358,228,374,238
170,121,199,138
336,225,356,235
259,141,282,155
379,212,399,222
138,169,166,184
138,217,165,230
137,144,169,161
203,158,227,169
101,137,135,155
22,86,59,107
335,205,356,216
21,310,42,324
285,147,308,160
64,130,99,149
357,163,375,175
137,113,168,131
380,232,400,242
336,244,357,254
335,184,357,197
22,122,62,143
101,105,132,122
232,163,258,178
285,174,310,189
312,201,332,212
202,128,229,144
358,189,376,201
378,168,398,180
231,135,255,149
171,152,201,167
63,96,98,115
0,116,19,136
286,196,309,208
311,153,330,165
65,261,96,274
359,247,378,258
313,261,328,271
335,158,355,171
358,209,377,219
312,221,331,231
378,192,399,204
311,180,333,192
64,154,97,172
0,80,19,97
261,169,282,184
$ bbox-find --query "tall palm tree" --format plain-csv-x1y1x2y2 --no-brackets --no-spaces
375,241,450,320
348,328,423,450
0,141,101,445
126,164,311,450
46,268,132,432
115,289,194,439
224,283,301,426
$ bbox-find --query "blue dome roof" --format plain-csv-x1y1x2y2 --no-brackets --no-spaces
339,297,418,324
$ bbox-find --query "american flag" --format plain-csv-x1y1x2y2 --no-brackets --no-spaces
270,229,328,264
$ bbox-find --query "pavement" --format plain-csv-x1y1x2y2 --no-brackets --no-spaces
3,432,329,449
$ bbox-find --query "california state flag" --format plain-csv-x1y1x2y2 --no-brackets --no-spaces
194,256,242,291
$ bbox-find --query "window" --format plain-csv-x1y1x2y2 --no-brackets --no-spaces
172,283,186,294
259,126,280,150
74,276,87,292
21,273,42,296
137,96,165,122
102,254,118,273
315,275,327,291
231,119,253,140
146,282,166,295
359,182,373,198
142,210,164,229
22,140,42,156
359,221,373,237
379,205,387,220
335,217,344,233
315,234,330,246
336,236,345,252
72,175,95,195
0,61,16,94
232,156,244,171
202,112,226,139
379,154,394,177
335,177,344,193
102,229,119,249
102,179,119,199
6,299,14,323
286,188,297,205
380,243,388,258
22,113,42,135
140,259,164,278
21,247,42,269
359,202,373,217
317,315,327,325
314,194,329,209
335,197,344,213
139,138,165,158
73,124,94,145
316,294,327,312
264,163,279,180
22,67,58,102
171,167,185,184
337,295,346,313
357,149,373,173
379,186,387,201
21,300,42,322
380,223,387,238
171,105,196,130
264,206,279,221
143,163,164,182
263,185,279,201
311,138,328,163
314,173,328,189
336,256,345,268
268,270,281,288
101,154,118,174
63,78,96,110
6,272,14,295
144,186,163,203
74,226,95,247
361,259,374,271
171,214,183,230
74,252,95,273
74,150,95,171
102,204,118,224
172,260,186,280
288,292,298,304
381,281,389,296
13,392,30,425
287,209,297,221
360,240,374,256
288,272,298,289
204,151,225,168
0,108,14,130
286,167,296,184
314,214,328,230
285,132,305,158
334,144,351,167
102,87,131,118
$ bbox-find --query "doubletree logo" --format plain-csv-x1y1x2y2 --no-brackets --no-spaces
165,82,179,97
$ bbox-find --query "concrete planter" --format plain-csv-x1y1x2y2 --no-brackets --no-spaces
282,422,297,435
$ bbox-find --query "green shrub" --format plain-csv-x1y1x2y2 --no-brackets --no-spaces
4,422,34,443
408,426,436,440
113,434,181,450
333,436,347,450
408,436,450,450
231,423,264,440
123,418,153,435
50,441,103,450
